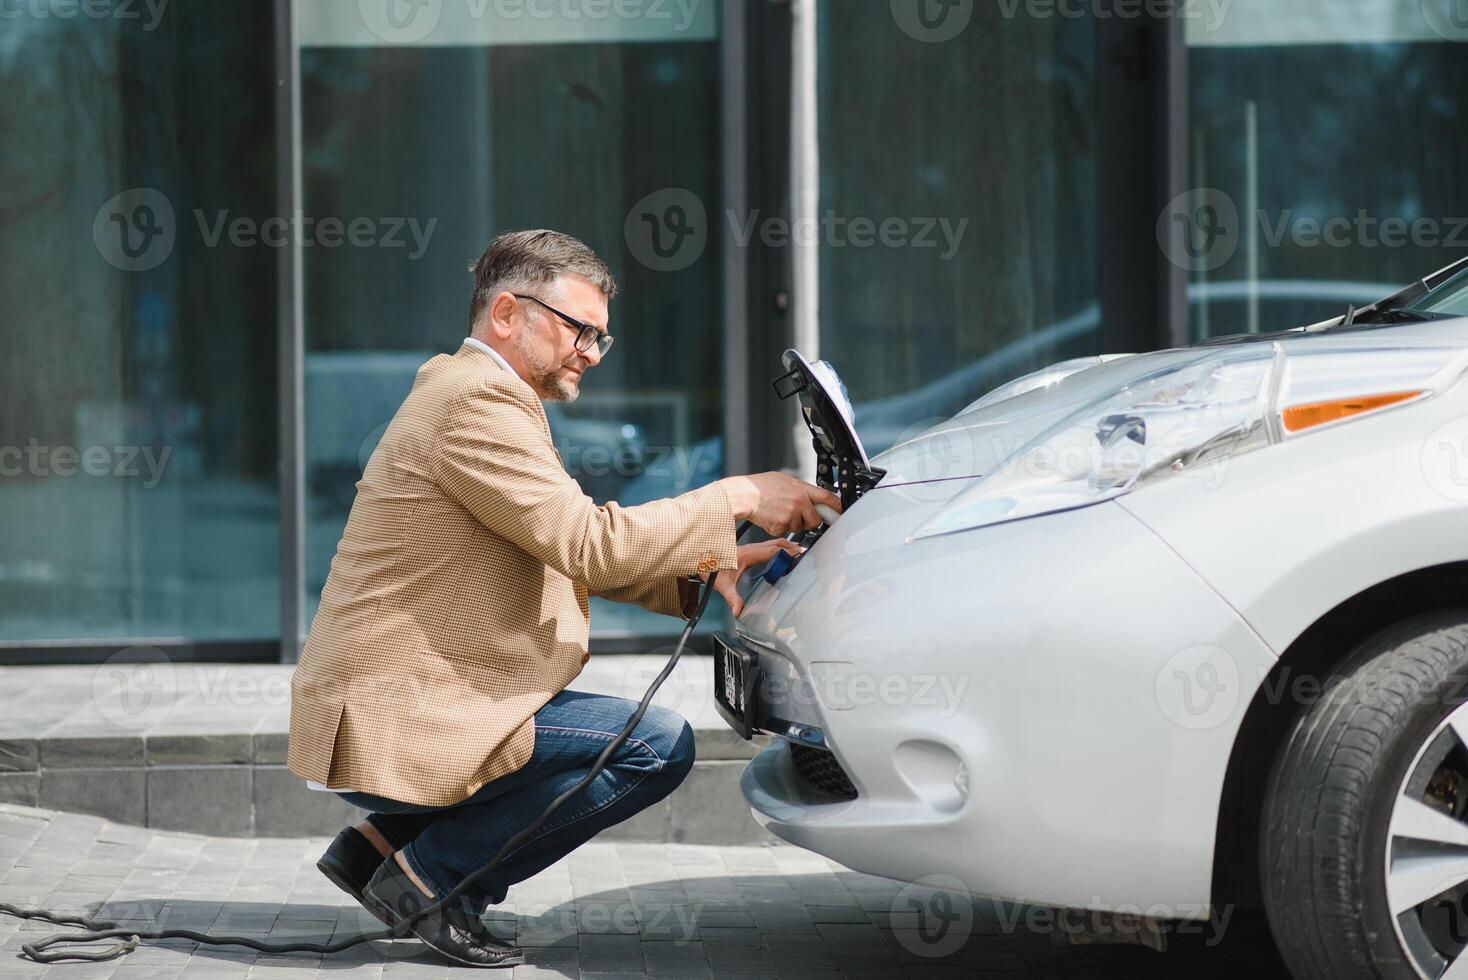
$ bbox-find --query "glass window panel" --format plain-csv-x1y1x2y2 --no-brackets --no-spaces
817,2,1098,454
300,7,724,637
0,5,280,644
1187,0,1468,339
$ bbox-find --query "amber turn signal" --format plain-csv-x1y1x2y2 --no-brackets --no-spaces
1281,390,1423,433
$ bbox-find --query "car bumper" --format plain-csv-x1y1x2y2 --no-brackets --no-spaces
729,488,1278,916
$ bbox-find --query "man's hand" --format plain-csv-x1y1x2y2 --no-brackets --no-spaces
702,538,804,618
719,472,843,537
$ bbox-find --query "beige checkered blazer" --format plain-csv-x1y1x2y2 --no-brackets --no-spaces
287,342,738,806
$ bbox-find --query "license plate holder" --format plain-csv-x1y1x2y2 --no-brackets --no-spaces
713,635,761,740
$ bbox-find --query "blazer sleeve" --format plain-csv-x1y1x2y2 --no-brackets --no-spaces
590,576,703,620
433,378,739,593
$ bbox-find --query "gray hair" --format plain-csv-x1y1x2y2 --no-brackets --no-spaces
467,229,617,329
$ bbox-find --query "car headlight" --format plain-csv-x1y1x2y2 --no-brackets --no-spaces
911,342,1468,541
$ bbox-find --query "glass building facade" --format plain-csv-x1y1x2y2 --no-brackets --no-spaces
3,0,1466,661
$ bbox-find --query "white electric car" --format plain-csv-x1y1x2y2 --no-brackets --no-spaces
714,257,1468,979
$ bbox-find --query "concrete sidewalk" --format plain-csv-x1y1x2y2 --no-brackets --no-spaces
0,804,1292,980
0,658,770,843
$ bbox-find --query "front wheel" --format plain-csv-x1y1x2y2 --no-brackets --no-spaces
1262,611,1468,980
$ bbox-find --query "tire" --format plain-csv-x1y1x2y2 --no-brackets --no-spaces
1262,611,1468,980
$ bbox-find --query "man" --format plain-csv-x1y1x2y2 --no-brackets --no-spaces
287,230,840,968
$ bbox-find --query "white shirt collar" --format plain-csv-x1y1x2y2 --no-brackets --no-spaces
462,337,518,377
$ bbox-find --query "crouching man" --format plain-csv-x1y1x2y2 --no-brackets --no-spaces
287,229,839,967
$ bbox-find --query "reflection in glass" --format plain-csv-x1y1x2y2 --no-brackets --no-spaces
1188,1,1468,339
300,23,724,636
0,6,280,644
817,2,1098,454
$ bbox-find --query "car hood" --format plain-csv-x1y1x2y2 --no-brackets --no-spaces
868,318,1468,488
867,348,1195,487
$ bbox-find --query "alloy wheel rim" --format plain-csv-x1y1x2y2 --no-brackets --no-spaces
1388,703,1468,979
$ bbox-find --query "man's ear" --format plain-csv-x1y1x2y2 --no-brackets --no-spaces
487,291,519,341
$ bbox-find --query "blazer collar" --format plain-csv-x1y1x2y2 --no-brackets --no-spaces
459,336,516,375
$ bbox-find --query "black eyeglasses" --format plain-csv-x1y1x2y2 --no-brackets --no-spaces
514,294,615,358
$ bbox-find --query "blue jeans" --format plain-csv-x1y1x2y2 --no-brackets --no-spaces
337,689,695,916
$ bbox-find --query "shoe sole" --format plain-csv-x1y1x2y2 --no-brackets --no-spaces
363,891,523,969
316,857,395,928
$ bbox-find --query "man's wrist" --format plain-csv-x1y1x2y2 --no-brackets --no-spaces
719,476,758,521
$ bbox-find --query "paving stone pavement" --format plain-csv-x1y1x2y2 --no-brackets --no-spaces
0,804,1292,979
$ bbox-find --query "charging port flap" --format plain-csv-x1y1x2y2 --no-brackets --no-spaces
773,349,885,510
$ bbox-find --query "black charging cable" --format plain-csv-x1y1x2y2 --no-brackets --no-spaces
2,520,753,965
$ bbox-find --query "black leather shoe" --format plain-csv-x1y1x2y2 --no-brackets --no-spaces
316,826,393,926
363,856,523,968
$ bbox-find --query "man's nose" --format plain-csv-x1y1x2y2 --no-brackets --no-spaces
580,343,603,368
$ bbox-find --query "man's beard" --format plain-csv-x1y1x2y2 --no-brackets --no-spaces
514,330,579,402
